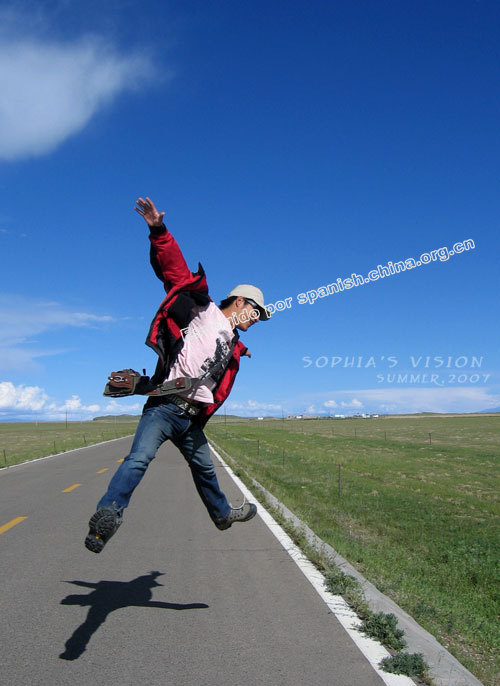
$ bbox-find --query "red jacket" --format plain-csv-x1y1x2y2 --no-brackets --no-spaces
144,225,247,427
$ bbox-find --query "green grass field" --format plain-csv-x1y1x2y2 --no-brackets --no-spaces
0,419,140,467
206,416,500,686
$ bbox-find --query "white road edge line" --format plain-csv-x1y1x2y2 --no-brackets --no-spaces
0,435,134,472
210,443,415,686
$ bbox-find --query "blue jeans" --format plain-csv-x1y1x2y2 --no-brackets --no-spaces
97,402,231,523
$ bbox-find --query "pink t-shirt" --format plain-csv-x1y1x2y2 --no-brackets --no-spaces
166,301,236,403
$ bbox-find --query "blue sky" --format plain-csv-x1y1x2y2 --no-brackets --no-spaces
1,0,499,420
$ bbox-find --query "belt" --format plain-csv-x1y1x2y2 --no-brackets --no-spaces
163,394,203,417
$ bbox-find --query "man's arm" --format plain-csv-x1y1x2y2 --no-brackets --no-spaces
135,196,195,292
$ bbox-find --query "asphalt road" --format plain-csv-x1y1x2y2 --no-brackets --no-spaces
0,437,386,686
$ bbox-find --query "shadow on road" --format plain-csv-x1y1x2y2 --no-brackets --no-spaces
59,570,208,660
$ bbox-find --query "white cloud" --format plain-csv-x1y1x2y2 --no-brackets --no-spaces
60,394,100,413
247,399,282,410
0,295,113,339
0,346,59,373
0,382,142,420
351,387,500,414
104,399,142,413
0,294,114,371
309,399,362,415
226,399,282,414
298,387,500,415
341,398,363,408
0,381,102,419
0,34,157,160
0,381,49,411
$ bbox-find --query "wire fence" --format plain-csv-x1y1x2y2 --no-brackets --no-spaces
208,416,500,450
206,425,498,496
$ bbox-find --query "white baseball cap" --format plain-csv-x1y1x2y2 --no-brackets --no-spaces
226,284,271,320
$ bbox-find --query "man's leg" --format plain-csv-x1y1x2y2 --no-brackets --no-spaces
174,423,257,529
174,423,230,523
97,404,185,512
85,403,189,552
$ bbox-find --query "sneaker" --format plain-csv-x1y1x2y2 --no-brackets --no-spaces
215,502,257,530
84,506,122,553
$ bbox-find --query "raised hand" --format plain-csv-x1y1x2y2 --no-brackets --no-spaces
135,197,165,227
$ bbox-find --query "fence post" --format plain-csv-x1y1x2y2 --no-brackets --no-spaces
338,464,341,499
429,432,432,445
257,440,260,456
282,448,285,469
53,440,57,453
3,448,6,466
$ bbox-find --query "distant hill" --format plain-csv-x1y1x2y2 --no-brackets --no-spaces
479,406,500,413
208,414,245,421
92,414,140,422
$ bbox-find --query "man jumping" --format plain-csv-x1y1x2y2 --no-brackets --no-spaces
85,196,270,553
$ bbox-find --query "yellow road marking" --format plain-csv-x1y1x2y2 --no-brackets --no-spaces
62,483,81,493
97,468,109,474
117,458,124,463
0,516,28,536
